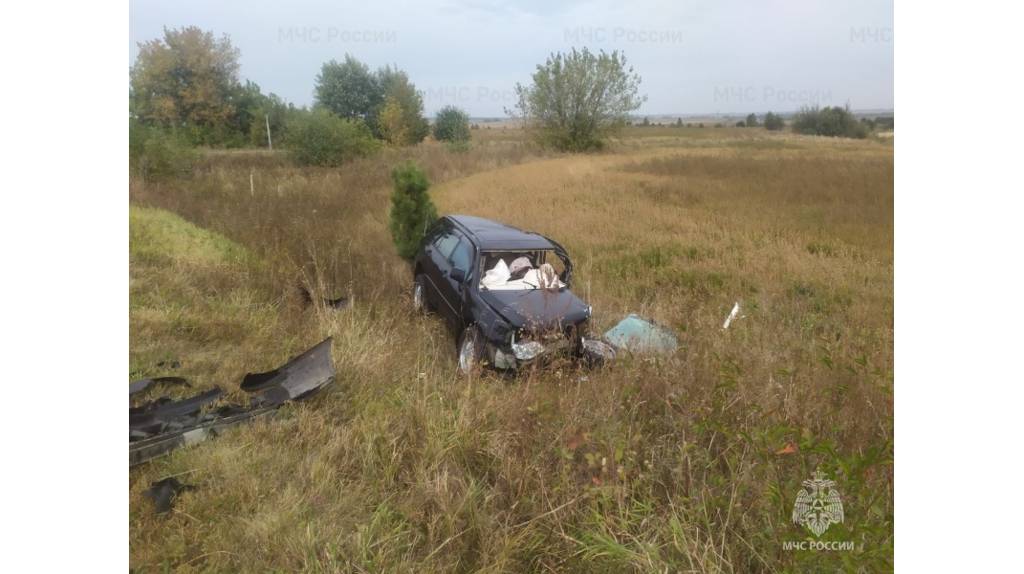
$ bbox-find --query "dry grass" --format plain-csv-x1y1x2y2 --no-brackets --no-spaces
130,127,893,572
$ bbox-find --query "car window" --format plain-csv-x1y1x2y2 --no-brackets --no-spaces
450,239,473,273
434,233,459,260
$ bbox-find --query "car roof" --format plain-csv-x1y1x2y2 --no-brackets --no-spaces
446,215,556,250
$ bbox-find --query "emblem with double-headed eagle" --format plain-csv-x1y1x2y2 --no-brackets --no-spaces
792,470,844,536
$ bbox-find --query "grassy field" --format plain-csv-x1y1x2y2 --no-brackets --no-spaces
129,127,893,572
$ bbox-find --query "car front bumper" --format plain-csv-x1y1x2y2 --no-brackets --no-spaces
486,336,575,370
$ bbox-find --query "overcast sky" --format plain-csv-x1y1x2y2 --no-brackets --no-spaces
129,0,893,117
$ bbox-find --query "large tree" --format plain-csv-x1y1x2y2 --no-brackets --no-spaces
228,80,293,147
511,48,646,151
130,27,241,131
375,66,429,145
314,55,382,122
314,57,428,145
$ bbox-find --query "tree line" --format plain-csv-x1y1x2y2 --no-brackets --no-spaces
130,26,882,178
129,26,473,174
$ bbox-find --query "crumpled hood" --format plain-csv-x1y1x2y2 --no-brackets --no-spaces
479,288,589,331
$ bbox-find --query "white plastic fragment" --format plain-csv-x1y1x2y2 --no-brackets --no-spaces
723,302,741,329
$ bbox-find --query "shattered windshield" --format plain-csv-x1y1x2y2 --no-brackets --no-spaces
479,250,567,290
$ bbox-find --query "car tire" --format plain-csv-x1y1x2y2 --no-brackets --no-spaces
413,274,429,313
457,325,484,375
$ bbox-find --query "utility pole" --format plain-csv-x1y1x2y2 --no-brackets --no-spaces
265,114,273,151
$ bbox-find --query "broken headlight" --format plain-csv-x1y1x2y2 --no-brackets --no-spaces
510,333,545,361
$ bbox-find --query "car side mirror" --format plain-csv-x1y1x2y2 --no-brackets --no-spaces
450,268,467,283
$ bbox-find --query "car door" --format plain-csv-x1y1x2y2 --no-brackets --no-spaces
422,228,461,324
436,235,475,331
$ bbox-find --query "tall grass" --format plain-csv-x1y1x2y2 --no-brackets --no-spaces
130,128,893,571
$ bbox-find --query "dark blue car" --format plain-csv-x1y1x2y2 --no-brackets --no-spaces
412,215,592,373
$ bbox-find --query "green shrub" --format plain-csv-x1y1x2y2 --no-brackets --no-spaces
432,105,471,143
285,109,379,166
745,113,758,127
791,105,867,139
388,162,438,260
763,111,785,131
129,120,198,180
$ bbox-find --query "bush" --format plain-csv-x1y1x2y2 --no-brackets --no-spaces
433,105,471,143
388,162,438,260
763,112,785,131
129,120,198,180
745,113,758,127
285,109,379,166
791,105,867,139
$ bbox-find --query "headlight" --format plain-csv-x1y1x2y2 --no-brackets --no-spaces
511,333,545,361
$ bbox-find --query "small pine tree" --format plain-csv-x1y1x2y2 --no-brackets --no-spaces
389,162,438,260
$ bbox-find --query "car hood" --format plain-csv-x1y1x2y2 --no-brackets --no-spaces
479,288,589,332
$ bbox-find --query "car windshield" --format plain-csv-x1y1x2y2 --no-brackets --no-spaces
479,250,567,290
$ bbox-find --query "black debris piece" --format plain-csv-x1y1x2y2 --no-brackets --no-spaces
240,338,336,405
323,295,349,309
299,284,349,310
144,477,195,514
581,338,617,367
129,338,335,466
128,376,190,397
129,388,223,438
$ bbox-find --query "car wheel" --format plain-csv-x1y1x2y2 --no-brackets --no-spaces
457,325,484,375
413,274,428,313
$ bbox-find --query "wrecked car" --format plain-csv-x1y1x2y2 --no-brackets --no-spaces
412,215,597,373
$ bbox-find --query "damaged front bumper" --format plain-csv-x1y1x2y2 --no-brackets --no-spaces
486,330,578,370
